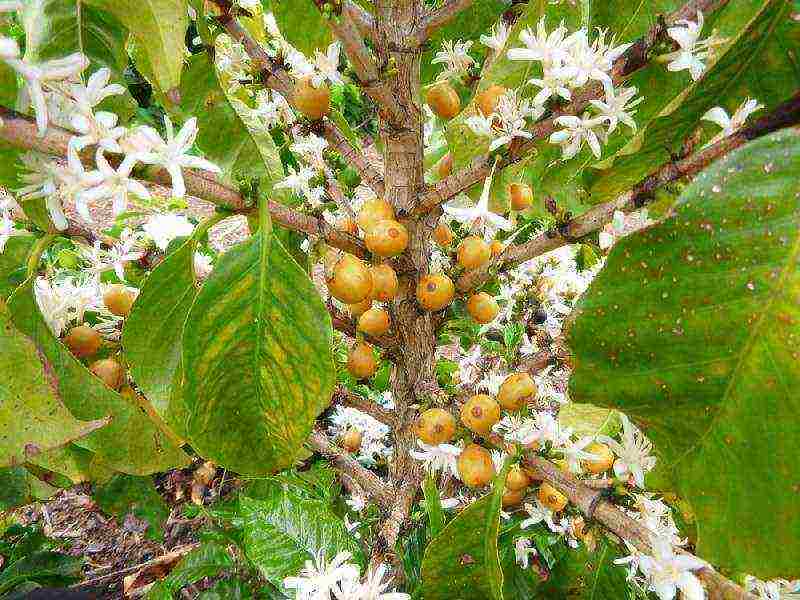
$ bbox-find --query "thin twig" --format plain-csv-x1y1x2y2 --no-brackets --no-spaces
414,0,475,45
0,105,369,258
417,0,731,212
522,455,756,600
308,428,396,510
332,386,396,427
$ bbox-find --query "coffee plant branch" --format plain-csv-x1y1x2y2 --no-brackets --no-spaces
523,454,758,600
332,387,397,427
456,91,800,292
0,105,369,258
414,0,476,45
209,0,387,196
416,0,731,213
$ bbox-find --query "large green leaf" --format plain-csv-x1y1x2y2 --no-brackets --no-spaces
0,300,107,468
26,443,95,484
265,0,333,56
0,234,35,299
8,278,190,475
84,0,187,93
0,467,57,510
421,459,511,600
182,203,335,475
569,130,800,578
587,0,796,202
20,0,136,119
536,537,637,599
123,238,198,439
146,541,235,600
94,474,169,540
239,480,364,589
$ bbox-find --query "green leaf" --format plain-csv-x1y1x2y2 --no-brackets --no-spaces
182,197,334,475
557,403,620,438
239,480,364,588
123,238,199,439
421,459,512,600
0,467,58,510
0,551,83,595
146,540,235,600
0,300,107,468
197,579,254,600
536,536,637,599
94,474,170,541
20,0,137,120
8,278,190,475
0,62,17,108
266,0,333,56
0,234,35,299
84,0,187,93
422,473,446,539
569,129,800,578
26,443,95,484
587,0,796,203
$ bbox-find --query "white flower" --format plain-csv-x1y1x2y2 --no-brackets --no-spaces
597,414,656,488
34,276,102,337
443,164,513,240
193,252,213,278
6,53,89,134
633,535,707,600
508,18,570,68
465,114,494,138
329,406,391,465
433,39,474,81
291,133,329,170
68,110,126,154
549,113,607,159
312,41,343,87
519,333,538,356
456,344,482,384
632,495,685,547
78,151,151,218
142,213,195,251
0,209,24,253
480,21,510,53
529,71,573,106
133,117,221,198
520,499,565,533
492,414,538,446
558,435,601,474
0,1,22,12
341,563,411,600
284,47,315,81
68,67,126,115
557,28,629,92
590,86,642,134
663,11,725,81
409,440,462,478
0,36,19,60
16,152,70,231
79,229,144,281
345,493,367,513
702,97,763,143
514,538,537,569
283,550,360,600
488,90,535,151
478,370,507,396
239,89,295,130
745,576,800,600
275,165,326,207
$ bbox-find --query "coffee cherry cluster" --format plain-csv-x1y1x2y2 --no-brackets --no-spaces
62,284,137,392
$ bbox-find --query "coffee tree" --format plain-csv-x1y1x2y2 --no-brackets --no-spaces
0,0,798,598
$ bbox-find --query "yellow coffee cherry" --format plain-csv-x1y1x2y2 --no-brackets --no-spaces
475,84,507,117
426,82,461,120
502,488,525,508
436,152,453,179
538,482,568,511
342,428,363,452
103,284,136,317
63,325,102,359
358,307,390,336
490,240,504,257
336,215,359,235
508,183,533,211
416,274,455,312
347,342,377,380
294,76,330,120
365,219,409,258
457,236,491,270
327,254,373,304
415,408,457,445
356,198,395,233
460,394,501,436
505,465,531,491
370,264,399,302
433,222,454,247
89,358,125,391
582,442,615,474
348,297,373,318
457,443,495,488
497,372,537,411
466,292,499,324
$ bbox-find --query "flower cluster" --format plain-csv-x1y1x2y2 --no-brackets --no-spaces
662,11,727,82
283,551,409,600
0,197,26,253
